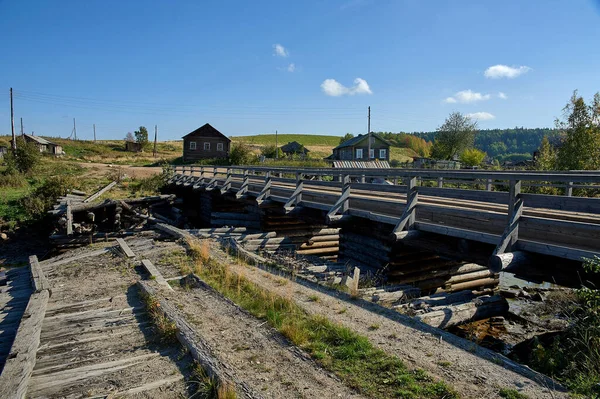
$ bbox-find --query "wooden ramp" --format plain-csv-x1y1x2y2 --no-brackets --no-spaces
0,267,33,372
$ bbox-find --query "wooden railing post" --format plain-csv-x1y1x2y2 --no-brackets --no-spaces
236,169,250,199
437,177,443,188
284,175,304,213
220,168,232,194
490,179,524,270
391,176,419,239
566,181,573,197
326,175,351,223
486,178,492,191
256,171,272,204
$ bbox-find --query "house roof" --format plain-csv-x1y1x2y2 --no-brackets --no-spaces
182,123,231,141
22,134,57,146
333,133,390,150
280,141,309,153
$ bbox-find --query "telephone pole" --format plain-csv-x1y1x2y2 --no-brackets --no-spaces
367,106,371,160
10,88,16,152
73,118,77,140
153,125,158,158
93,124,96,142
20,118,24,137
275,130,278,159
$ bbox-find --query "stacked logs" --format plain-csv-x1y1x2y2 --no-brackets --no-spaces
199,192,261,230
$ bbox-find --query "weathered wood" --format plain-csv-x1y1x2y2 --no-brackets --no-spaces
137,280,260,398
415,295,508,329
83,181,117,203
444,277,499,292
296,246,339,256
116,238,136,258
372,287,421,305
0,290,49,399
400,290,477,310
141,259,173,291
29,255,49,293
66,200,73,236
154,223,193,240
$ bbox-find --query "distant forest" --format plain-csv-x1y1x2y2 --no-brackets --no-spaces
376,128,561,162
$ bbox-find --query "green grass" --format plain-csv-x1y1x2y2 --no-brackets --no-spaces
181,245,458,399
232,134,342,147
498,388,529,399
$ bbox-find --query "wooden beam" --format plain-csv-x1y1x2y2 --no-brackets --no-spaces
326,175,350,223
391,177,418,238
235,170,249,199
0,289,49,399
66,200,73,236
29,255,50,293
83,181,117,203
283,180,304,213
116,238,136,258
140,259,173,291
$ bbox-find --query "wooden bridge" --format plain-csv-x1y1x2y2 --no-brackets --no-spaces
169,165,600,271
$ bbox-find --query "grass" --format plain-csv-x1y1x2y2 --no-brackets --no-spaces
141,292,178,343
232,134,342,147
498,388,529,399
189,364,237,399
181,240,458,399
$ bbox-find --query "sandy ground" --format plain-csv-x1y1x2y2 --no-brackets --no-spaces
77,162,163,179
202,241,567,399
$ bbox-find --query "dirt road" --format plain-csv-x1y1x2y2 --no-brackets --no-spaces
77,162,162,179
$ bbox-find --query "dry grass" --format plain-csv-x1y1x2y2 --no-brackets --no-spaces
142,293,178,343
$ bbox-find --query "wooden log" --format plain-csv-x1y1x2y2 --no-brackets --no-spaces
444,277,499,293
489,251,530,272
211,212,260,221
154,223,193,240
414,295,508,329
299,240,339,249
0,289,49,399
66,200,73,236
388,262,487,280
296,246,339,256
342,232,392,251
398,290,477,310
83,181,117,203
136,280,259,398
116,238,136,258
444,269,496,285
29,255,49,294
211,219,261,227
188,227,251,234
140,259,173,291
243,244,297,251
390,230,423,241
237,232,278,241
372,287,421,305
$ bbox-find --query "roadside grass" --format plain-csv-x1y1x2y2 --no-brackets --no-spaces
141,292,178,344
181,241,458,399
232,134,342,147
498,388,529,399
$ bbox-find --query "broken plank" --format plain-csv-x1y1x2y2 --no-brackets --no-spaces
140,259,173,291
83,181,117,203
29,255,49,293
116,238,136,258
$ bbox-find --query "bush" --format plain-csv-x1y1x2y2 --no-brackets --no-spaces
21,175,75,219
229,143,256,165
0,171,27,188
260,145,283,159
460,148,486,167
135,163,173,193
3,137,41,173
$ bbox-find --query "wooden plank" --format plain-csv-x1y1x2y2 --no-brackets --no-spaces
520,193,600,214
116,238,136,258
29,256,49,293
140,259,173,291
154,223,193,240
83,181,117,203
516,240,600,262
0,290,49,399
66,200,73,236
414,222,500,245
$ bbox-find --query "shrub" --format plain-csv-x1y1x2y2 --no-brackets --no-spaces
260,145,283,159
21,175,75,219
229,143,256,165
460,148,486,167
0,171,27,188
3,137,41,173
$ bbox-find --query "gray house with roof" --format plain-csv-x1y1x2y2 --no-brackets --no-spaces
329,133,390,161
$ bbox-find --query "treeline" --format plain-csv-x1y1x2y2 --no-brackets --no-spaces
376,128,561,161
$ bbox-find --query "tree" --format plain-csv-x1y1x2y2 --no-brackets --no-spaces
229,142,255,165
556,91,600,170
134,126,149,147
339,133,354,145
125,132,135,142
430,112,478,160
535,136,556,170
260,145,283,158
459,148,486,167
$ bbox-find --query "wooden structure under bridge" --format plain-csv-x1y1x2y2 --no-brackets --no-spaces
168,165,600,272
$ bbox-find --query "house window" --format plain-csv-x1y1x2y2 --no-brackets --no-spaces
217,142,224,151
356,148,363,159
369,149,375,159
189,141,196,150
204,142,210,150
380,149,387,159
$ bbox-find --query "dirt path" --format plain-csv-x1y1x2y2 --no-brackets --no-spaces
161,279,364,399
206,243,566,399
77,162,162,179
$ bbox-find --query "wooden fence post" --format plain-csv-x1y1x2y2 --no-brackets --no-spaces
391,176,418,239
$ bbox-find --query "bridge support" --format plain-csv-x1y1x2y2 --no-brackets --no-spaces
235,170,249,199
284,178,303,213
326,175,351,223
391,177,418,240
256,171,272,205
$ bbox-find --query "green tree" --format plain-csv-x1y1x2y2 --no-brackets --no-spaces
134,126,149,147
556,91,600,170
535,136,556,170
459,148,486,167
229,142,255,165
430,112,478,160
4,137,41,173
339,133,354,145
261,145,283,158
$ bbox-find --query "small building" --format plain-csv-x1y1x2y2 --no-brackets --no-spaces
280,141,309,157
182,123,231,162
125,141,143,152
329,133,390,161
413,157,461,169
11,134,64,155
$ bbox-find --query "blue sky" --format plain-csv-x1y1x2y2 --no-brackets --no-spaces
1,0,600,140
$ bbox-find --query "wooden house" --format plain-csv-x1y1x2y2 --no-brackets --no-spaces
182,123,231,162
329,133,390,161
125,141,143,152
11,134,64,155
280,141,309,157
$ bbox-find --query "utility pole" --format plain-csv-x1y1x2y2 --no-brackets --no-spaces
153,125,158,158
367,106,371,160
20,118,24,137
93,124,96,142
275,130,278,159
73,118,77,140
10,88,16,152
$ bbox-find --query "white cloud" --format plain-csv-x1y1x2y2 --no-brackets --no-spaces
273,44,288,57
287,63,295,72
498,92,508,100
321,78,372,96
444,89,491,104
467,112,495,121
484,65,531,79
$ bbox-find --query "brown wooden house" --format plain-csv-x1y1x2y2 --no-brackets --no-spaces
182,123,231,162
329,133,390,161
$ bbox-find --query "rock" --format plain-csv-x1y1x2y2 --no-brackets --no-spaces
500,289,518,298
531,292,545,302
517,290,532,299
0,233,7,241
